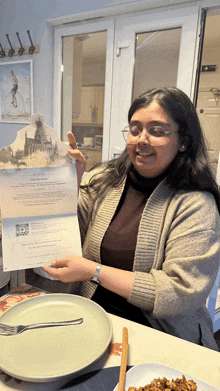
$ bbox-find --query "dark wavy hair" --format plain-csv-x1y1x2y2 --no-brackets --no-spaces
80,87,220,212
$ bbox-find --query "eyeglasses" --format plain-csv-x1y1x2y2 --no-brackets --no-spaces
122,125,178,146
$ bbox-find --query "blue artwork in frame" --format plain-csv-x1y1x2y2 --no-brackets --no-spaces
0,59,33,123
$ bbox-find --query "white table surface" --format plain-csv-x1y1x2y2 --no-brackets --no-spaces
0,286,220,390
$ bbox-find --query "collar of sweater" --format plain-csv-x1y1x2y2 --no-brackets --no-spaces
128,165,168,194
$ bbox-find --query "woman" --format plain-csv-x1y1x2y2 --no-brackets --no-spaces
43,87,220,350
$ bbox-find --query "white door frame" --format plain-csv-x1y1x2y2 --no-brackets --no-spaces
108,6,201,155
53,19,115,162
52,5,201,160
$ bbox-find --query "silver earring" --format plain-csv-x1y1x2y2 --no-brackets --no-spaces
180,145,186,151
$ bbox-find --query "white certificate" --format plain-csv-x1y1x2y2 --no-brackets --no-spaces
0,166,81,271
0,166,78,218
0,114,82,272
2,214,82,271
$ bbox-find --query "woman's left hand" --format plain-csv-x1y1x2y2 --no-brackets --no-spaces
67,132,86,187
43,256,134,299
42,257,96,283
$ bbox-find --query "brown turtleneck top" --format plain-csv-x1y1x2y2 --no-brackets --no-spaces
92,166,167,325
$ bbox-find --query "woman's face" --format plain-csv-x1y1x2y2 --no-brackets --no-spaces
126,101,181,178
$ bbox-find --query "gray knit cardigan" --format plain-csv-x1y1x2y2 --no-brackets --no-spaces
68,167,220,351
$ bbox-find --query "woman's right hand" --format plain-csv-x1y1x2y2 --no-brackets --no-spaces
67,132,86,187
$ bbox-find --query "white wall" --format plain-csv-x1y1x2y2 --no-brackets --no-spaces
0,0,121,149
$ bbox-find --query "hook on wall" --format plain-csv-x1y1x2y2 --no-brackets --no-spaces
2,31,39,57
27,30,35,55
6,34,15,57
0,43,5,58
16,32,25,56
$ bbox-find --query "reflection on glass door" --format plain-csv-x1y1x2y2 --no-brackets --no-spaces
133,28,182,99
62,31,107,171
195,11,220,178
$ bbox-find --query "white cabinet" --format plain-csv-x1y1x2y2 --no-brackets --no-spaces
72,85,104,125
78,147,102,171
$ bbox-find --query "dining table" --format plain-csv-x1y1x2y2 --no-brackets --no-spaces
0,283,220,391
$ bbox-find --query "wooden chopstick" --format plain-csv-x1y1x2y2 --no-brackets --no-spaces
118,327,128,391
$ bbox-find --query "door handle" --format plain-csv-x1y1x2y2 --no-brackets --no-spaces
116,41,130,57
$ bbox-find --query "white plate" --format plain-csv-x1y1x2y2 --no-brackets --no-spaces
113,362,219,391
0,293,112,382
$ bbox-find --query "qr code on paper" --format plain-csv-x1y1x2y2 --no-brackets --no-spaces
16,223,29,237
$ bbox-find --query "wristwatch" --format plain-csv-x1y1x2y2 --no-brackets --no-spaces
90,263,102,285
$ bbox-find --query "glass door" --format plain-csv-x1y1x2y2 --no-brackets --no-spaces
109,6,200,156
132,28,182,100
53,19,115,167
62,31,107,171
53,6,200,164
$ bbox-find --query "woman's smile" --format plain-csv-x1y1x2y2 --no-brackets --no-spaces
135,147,156,170
126,102,180,178
136,150,154,158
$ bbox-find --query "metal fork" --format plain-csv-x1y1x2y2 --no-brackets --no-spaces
0,318,83,336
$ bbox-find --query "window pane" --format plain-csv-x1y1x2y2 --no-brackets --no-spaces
62,31,107,171
133,28,182,99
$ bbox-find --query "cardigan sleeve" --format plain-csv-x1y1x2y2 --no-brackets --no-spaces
128,190,220,318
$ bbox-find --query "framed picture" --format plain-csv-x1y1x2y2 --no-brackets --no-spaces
0,59,33,123
95,135,103,148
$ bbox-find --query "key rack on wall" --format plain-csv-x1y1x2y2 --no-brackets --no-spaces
0,31,40,58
